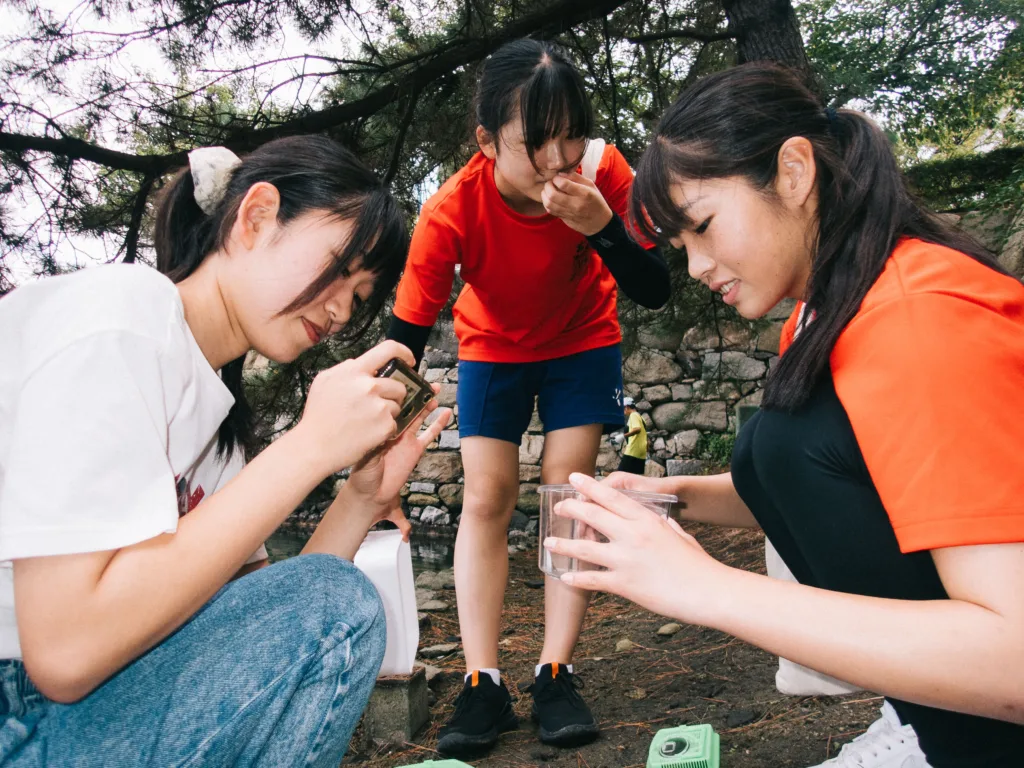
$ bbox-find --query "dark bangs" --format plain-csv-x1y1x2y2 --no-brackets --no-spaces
518,58,592,168
280,187,407,336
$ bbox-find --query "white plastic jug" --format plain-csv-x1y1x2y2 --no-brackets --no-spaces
353,530,419,676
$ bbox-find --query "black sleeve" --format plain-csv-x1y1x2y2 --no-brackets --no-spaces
586,213,671,309
386,315,433,367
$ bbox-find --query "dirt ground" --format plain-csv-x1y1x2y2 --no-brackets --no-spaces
346,525,882,768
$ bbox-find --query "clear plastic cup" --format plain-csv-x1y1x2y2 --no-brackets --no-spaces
537,484,678,578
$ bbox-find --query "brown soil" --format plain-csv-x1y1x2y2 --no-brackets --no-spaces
347,525,881,768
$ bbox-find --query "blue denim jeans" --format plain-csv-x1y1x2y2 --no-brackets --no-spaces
0,554,386,767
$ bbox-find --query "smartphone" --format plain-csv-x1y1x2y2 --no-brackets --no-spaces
375,358,436,437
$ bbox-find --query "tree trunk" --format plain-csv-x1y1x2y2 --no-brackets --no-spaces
722,0,821,97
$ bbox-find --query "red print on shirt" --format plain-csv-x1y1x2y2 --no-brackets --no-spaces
174,474,205,517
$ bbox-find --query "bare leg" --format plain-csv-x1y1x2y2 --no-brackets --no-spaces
538,424,603,665
454,436,521,672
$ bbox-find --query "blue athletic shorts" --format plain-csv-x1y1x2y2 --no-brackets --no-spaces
456,344,625,444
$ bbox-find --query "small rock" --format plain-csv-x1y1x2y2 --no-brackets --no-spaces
615,639,635,652
435,568,456,588
438,430,461,450
419,642,460,659
509,510,530,531
529,748,557,761
525,518,539,535
427,690,437,706
415,571,439,589
417,612,431,631
525,579,544,589
727,709,758,728
625,687,648,700
420,600,450,612
657,622,683,637
418,663,443,682
409,481,437,494
406,493,440,508
419,506,450,526
415,588,438,605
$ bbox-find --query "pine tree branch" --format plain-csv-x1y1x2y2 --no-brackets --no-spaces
1,0,630,177
628,27,734,45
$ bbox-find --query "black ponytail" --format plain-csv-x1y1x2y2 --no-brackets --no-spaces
153,135,407,457
631,63,1009,412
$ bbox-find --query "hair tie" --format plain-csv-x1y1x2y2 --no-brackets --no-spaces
188,147,242,215
824,107,839,132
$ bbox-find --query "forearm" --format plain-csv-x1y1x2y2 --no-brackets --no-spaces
646,472,759,528
701,567,1024,723
301,484,379,561
386,315,432,367
587,214,670,309
17,428,325,701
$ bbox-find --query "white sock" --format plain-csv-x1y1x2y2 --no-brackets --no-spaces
536,663,574,677
464,668,500,686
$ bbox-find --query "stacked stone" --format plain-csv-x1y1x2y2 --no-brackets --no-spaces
396,299,796,533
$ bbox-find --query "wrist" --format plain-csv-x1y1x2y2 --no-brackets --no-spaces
267,427,331,491
685,559,744,629
583,207,615,238
335,481,387,520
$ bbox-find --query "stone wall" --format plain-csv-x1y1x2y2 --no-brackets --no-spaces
395,203,1024,534
394,299,795,533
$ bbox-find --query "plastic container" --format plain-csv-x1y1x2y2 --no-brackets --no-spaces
353,529,418,676
537,484,677,578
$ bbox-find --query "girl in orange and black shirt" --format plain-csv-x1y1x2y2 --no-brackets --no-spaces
547,63,1024,768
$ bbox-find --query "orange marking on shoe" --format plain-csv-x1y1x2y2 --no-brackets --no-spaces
472,670,479,687
552,662,559,679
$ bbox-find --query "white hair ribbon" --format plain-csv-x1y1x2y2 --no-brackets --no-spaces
188,146,242,215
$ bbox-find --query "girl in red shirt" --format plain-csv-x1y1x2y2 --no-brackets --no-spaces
388,39,668,757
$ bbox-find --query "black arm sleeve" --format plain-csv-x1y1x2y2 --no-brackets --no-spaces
385,315,433,367
586,213,671,309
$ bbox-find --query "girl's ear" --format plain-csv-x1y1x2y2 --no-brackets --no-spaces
476,125,497,160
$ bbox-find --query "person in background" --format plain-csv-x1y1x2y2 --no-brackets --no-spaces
545,63,1024,768
387,38,669,757
616,397,647,475
0,136,450,768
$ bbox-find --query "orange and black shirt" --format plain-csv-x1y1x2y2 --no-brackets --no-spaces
780,238,1024,553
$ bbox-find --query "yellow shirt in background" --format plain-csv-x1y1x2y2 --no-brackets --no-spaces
623,411,647,459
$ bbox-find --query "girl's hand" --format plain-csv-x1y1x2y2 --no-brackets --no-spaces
343,396,453,540
544,473,729,624
541,172,613,236
295,341,414,476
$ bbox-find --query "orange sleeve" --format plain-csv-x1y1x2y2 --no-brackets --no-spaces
393,209,461,327
778,302,803,356
832,292,1024,553
597,145,654,249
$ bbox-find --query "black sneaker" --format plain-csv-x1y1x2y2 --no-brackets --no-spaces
436,671,518,757
527,663,599,747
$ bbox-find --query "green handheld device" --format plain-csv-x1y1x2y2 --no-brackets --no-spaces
647,723,721,768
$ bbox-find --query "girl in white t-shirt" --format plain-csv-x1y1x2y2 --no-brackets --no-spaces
0,135,450,767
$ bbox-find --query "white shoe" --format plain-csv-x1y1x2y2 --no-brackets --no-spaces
808,702,933,767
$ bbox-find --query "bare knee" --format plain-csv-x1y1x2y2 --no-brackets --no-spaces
462,476,519,525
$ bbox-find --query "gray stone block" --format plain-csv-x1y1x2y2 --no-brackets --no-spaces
360,666,429,747
438,430,461,450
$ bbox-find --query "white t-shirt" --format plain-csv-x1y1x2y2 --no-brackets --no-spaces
0,264,267,659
